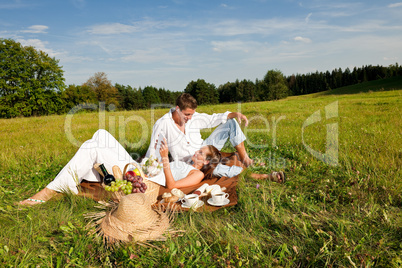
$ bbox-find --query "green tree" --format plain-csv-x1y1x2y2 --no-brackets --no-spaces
185,79,219,105
237,79,256,102
158,88,178,105
62,84,97,111
218,82,236,103
142,86,160,107
0,38,65,118
115,83,145,110
83,72,119,107
262,69,289,100
132,87,146,110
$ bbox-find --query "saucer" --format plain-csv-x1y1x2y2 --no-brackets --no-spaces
181,200,204,209
207,198,230,206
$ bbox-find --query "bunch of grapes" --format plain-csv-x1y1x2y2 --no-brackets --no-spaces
104,171,148,195
125,174,148,193
104,180,133,195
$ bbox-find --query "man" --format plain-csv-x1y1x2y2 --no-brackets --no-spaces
146,93,253,178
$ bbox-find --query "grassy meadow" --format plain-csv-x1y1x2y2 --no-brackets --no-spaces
0,77,401,267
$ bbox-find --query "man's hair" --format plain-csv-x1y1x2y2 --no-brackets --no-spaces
175,93,197,110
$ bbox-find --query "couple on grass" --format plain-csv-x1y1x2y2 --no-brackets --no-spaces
20,93,284,205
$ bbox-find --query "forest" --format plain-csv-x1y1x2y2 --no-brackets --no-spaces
1,38,401,118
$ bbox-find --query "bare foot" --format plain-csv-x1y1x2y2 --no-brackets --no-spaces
18,187,57,206
19,199,45,206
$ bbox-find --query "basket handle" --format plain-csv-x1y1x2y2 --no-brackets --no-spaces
123,162,146,178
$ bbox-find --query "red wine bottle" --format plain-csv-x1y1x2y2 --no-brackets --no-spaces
99,164,115,185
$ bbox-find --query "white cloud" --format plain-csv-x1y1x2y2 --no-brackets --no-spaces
309,2,363,18
337,20,402,33
87,23,139,35
16,38,62,57
121,48,179,64
208,16,400,39
17,38,47,49
21,25,48,34
383,56,398,61
294,36,312,43
220,3,235,9
71,0,85,9
388,2,402,8
305,13,312,23
86,20,184,35
211,18,303,36
0,1,31,9
310,2,362,10
211,40,252,53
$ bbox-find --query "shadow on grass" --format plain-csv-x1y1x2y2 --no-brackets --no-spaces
316,76,402,96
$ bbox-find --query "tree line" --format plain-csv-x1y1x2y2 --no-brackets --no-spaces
1,38,401,118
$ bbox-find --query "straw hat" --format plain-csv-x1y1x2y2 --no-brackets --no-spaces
94,193,171,244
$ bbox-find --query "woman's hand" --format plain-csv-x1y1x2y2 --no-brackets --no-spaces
159,138,169,159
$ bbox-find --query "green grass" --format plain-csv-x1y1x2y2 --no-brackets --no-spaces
1,78,401,267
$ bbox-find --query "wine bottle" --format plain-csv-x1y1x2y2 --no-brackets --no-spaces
99,164,116,185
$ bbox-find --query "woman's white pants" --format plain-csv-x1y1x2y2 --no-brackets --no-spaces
46,129,135,194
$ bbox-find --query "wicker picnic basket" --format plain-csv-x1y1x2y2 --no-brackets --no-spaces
94,162,160,204
122,162,160,204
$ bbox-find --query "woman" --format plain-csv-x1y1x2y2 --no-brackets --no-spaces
19,129,222,205
161,140,221,189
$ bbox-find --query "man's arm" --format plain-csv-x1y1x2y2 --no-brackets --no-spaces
227,112,249,126
192,111,230,129
191,111,248,129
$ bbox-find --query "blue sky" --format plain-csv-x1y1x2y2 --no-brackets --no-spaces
1,0,402,91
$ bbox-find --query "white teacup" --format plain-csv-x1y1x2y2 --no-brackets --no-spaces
211,191,229,204
181,194,199,207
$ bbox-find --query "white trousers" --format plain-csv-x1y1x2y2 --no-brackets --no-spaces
46,129,136,194
202,119,246,150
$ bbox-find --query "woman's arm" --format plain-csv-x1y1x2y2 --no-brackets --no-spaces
145,119,166,158
160,139,204,189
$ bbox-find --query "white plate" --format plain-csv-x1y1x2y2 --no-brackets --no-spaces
207,198,230,207
181,200,204,209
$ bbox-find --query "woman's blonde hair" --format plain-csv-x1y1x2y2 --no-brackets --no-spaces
200,145,235,178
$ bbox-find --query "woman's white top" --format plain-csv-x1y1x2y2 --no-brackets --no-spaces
170,161,198,181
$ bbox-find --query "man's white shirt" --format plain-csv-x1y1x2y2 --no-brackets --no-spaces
146,108,230,163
